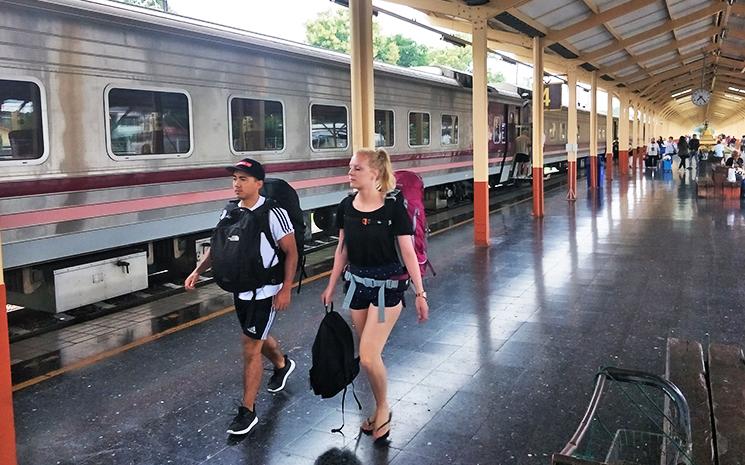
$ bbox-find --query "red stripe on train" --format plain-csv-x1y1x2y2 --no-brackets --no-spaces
0,157,507,230
0,149,483,198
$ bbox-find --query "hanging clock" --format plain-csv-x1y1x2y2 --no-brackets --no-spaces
691,88,711,106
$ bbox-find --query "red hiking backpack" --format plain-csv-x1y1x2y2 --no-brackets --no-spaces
394,170,435,277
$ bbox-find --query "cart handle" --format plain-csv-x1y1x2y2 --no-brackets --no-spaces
560,366,692,463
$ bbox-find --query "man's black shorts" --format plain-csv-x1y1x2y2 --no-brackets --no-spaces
234,295,275,340
515,153,530,163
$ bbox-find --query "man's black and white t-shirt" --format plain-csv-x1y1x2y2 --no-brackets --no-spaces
219,196,294,301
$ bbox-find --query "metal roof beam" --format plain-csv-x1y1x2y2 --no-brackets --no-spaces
429,14,533,47
732,3,745,16
603,43,716,77
582,3,722,64
627,60,705,90
546,0,652,42
383,0,532,21
378,0,461,17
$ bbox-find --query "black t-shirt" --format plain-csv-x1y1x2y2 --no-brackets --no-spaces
336,192,414,267
725,157,743,168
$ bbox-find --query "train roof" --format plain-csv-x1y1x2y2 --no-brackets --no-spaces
23,0,523,103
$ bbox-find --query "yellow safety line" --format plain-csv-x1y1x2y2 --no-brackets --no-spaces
12,188,543,391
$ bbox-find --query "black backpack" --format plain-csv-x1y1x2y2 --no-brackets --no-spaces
309,304,361,433
210,200,283,293
260,178,308,291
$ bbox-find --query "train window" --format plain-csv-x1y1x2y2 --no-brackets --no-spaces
441,114,458,145
0,79,45,162
107,88,191,157
311,104,348,150
408,112,430,146
374,109,394,147
230,98,284,153
560,122,567,141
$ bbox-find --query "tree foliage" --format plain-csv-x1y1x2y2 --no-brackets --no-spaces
304,10,504,83
117,0,167,10
427,44,471,71
305,9,351,54
392,34,429,67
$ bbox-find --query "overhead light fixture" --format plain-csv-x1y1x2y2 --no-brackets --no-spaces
671,88,692,98
441,35,468,48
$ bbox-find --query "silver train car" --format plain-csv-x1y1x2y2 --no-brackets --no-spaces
0,0,610,312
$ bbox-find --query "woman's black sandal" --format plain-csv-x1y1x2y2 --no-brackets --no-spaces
360,417,374,435
373,411,392,443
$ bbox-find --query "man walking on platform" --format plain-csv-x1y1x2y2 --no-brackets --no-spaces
513,129,531,179
689,134,700,170
185,158,298,436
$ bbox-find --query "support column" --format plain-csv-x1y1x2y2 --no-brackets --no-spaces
532,36,544,217
566,70,578,201
471,18,490,246
639,108,649,160
619,93,629,175
0,233,17,465
606,90,614,181
589,71,598,189
349,0,375,152
631,104,639,170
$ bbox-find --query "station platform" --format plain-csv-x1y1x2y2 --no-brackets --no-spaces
12,164,745,465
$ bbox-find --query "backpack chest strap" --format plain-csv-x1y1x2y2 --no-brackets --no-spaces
342,270,402,323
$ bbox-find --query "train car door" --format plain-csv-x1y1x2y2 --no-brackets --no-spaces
500,106,519,183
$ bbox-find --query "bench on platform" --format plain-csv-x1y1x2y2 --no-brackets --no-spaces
698,165,742,199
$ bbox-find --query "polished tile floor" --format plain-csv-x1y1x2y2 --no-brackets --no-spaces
13,164,745,465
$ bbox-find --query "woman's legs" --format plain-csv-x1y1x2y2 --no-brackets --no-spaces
679,156,686,169
355,303,402,436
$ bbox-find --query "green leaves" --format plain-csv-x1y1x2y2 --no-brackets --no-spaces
304,8,504,83
117,0,168,11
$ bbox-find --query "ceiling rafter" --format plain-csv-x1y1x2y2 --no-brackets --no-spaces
390,0,740,125
545,0,652,42
582,13,721,64
603,45,708,77
660,0,685,71
578,0,654,77
628,60,705,90
706,2,732,120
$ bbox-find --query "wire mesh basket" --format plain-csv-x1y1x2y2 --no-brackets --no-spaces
605,429,665,464
552,367,694,465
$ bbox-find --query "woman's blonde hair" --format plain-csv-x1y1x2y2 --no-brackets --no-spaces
357,147,396,192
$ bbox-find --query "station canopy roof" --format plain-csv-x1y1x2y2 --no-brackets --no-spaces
386,0,743,127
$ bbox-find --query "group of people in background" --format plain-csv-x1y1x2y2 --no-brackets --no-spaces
645,133,745,173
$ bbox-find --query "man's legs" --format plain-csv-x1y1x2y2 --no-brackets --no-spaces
241,336,264,408
261,335,285,369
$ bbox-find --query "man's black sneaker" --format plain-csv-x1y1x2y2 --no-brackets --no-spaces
227,406,258,435
267,355,295,392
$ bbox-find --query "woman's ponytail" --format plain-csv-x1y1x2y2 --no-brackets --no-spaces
358,147,396,192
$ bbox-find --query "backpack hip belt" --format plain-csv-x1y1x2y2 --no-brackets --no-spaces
341,270,405,323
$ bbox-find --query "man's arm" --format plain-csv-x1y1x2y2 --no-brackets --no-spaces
272,233,297,311
185,249,211,290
